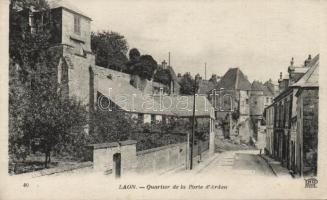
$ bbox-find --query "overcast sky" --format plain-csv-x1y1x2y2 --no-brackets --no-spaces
70,0,321,82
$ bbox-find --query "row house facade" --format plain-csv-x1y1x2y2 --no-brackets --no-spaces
264,104,274,155
266,54,319,177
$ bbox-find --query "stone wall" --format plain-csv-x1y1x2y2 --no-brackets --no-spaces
238,90,250,115
136,143,187,173
136,141,209,174
87,140,137,175
250,91,264,116
62,45,95,106
87,140,210,175
301,89,318,175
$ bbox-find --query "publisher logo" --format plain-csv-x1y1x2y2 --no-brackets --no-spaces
304,177,318,188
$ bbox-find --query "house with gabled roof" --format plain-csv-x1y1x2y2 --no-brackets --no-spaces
215,68,252,120
250,80,276,149
198,80,217,95
267,54,319,177
208,67,253,142
250,80,266,118
291,54,319,176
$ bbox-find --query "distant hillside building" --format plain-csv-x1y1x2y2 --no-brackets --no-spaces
250,80,275,149
208,68,252,142
214,68,252,120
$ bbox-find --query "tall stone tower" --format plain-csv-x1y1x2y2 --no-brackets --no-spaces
26,0,97,133
44,0,96,109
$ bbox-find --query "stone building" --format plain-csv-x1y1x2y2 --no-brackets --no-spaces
264,104,274,155
214,68,252,119
268,54,319,177
291,55,319,176
249,81,265,147
250,81,266,119
210,68,252,142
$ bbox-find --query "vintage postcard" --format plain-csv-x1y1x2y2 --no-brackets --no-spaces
0,0,327,199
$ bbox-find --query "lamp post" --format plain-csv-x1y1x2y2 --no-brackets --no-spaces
189,76,198,170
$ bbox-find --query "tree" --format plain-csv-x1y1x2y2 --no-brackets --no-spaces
128,48,141,62
178,72,199,95
9,0,52,165
92,110,137,144
153,67,172,85
9,61,31,164
91,31,128,71
137,55,158,80
125,49,158,80
27,88,88,167
9,0,88,168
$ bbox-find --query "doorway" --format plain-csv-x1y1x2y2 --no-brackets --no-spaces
113,153,121,178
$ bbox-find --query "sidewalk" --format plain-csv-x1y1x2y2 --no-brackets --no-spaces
260,154,292,178
13,161,93,178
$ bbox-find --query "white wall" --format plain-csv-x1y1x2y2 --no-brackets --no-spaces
144,114,151,123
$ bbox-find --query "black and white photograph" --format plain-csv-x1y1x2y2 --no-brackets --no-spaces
0,0,326,199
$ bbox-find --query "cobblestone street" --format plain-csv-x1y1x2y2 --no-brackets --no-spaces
190,150,276,177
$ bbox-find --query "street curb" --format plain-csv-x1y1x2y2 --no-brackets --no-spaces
259,154,278,177
195,153,221,174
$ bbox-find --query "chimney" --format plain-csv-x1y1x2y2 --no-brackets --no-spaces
162,60,167,69
288,57,295,81
168,52,171,67
304,54,312,67
278,72,282,92
278,72,283,83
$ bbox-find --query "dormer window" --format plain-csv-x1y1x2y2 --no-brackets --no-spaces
74,15,81,35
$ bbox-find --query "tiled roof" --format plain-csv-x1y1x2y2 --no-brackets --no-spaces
48,0,91,20
262,85,274,96
152,95,215,118
97,75,174,115
251,81,264,91
291,54,319,88
216,68,252,91
94,65,214,118
167,66,178,81
94,65,131,81
290,67,308,74
198,80,216,95
263,80,277,95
